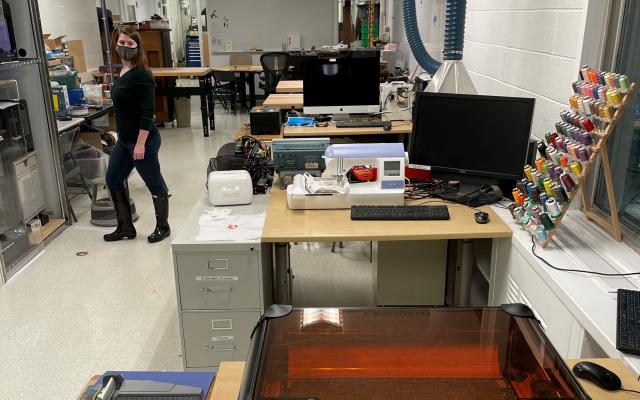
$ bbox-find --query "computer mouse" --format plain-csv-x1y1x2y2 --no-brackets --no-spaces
383,121,392,131
572,361,621,391
474,211,489,224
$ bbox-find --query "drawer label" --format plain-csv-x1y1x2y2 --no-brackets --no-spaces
196,276,239,281
212,335,234,342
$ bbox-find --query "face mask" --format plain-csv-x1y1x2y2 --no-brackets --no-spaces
116,45,138,61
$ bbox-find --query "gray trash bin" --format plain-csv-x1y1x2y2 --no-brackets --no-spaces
174,96,191,128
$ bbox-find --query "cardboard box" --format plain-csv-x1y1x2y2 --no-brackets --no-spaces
43,34,66,50
74,131,102,151
66,40,86,73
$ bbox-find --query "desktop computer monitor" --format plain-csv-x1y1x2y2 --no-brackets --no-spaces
302,57,380,115
409,92,535,186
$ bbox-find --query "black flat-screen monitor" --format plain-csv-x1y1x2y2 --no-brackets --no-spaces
303,57,380,115
409,92,535,183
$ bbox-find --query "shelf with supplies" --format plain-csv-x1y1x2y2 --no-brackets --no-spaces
0,58,39,72
506,66,637,249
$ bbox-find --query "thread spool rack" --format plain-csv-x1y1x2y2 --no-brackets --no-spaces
540,82,637,248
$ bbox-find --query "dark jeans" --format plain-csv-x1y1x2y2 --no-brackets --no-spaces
106,133,168,194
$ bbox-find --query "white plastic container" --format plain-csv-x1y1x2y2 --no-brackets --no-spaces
208,170,253,206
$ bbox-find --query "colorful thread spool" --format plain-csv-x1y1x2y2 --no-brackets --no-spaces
556,186,569,204
560,172,576,192
524,165,534,182
540,212,555,231
536,226,548,242
570,161,583,176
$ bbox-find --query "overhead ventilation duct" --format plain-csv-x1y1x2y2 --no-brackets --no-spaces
403,0,476,94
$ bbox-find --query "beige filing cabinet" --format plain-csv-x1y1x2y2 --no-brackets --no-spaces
373,240,448,305
171,195,272,371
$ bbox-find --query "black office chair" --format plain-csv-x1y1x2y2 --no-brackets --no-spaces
260,52,291,97
212,71,237,114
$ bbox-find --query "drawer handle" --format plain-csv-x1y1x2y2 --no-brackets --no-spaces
201,287,233,293
208,258,229,270
209,345,237,352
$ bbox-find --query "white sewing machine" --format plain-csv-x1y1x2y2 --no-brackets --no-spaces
287,143,406,209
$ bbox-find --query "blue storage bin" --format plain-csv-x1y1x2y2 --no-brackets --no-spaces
68,88,84,106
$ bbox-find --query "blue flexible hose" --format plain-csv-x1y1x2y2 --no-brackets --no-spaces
402,0,441,75
402,0,468,71
443,0,466,61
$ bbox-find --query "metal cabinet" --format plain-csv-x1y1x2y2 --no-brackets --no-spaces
172,196,272,370
181,310,262,368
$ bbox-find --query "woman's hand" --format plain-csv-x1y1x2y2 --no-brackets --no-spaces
134,142,146,160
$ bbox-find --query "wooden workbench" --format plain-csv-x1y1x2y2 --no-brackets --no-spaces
150,67,214,77
263,93,304,109
283,122,412,138
276,80,303,93
261,187,512,243
212,64,263,73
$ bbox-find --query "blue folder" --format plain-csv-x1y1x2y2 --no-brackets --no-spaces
94,371,216,400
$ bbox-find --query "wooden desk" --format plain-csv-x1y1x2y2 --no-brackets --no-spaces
150,67,215,137
568,358,640,399
262,190,511,243
276,80,303,93
263,93,303,109
234,125,282,142
213,65,263,109
211,362,246,400
283,122,412,141
78,374,216,400
262,183,512,304
150,67,214,77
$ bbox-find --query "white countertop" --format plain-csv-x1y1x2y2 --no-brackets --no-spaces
56,118,85,132
492,205,640,374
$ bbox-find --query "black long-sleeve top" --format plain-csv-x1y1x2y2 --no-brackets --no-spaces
111,66,157,143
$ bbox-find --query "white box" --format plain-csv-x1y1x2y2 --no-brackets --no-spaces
287,34,301,51
208,170,253,206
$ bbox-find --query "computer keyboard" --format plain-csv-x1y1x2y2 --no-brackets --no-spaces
336,120,391,129
351,205,450,221
617,289,640,355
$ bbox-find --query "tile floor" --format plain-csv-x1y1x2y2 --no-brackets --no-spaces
0,97,374,399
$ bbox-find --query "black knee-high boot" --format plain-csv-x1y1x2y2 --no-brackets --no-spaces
148,192,170,243
104,188,137,241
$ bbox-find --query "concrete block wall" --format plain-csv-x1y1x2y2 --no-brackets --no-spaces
392,0,589,139
464,0,588,138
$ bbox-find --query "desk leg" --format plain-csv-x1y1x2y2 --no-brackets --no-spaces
206,75,215,130
248,72,257,109
454,239,474,306
198,76,209,137
239,72,248,111
274,242,292,304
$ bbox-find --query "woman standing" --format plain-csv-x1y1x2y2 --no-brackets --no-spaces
104,25,170,243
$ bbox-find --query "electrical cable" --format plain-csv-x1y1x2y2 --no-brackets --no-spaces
621,389,640,395
531,236,640,277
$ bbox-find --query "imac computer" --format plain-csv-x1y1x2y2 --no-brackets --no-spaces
302,56,380,116
409,92,535,204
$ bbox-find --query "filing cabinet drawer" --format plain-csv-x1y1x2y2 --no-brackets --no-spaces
177,250,263,310
182,310,260,368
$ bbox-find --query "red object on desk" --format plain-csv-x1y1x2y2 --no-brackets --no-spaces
405,164,432,181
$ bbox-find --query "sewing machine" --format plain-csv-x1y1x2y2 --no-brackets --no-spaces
287,143,406,209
